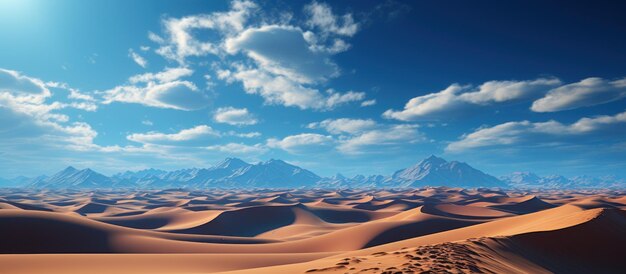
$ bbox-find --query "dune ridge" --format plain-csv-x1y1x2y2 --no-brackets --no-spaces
0,187,623,273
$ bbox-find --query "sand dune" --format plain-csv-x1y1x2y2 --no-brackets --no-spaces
0,187,623,273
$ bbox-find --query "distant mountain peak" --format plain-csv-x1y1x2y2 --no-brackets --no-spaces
215,157,249,169
389,155,504,188
419,155,448,166
62,166,78,173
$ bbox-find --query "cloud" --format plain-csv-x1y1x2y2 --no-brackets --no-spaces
103,80,209,110
308,118,376,134
129,67,193,84
337,124,424,154
127,125,220,145
154,0,257,63
67,89,96,102
531,77,626,112
128,49,148,68
225,25,339,83
267,133,334,153
220,65,366,110
360,99,376,107
205,142,267,154
146,1,368,111
227,131,261,138
213,107,258,126
0,68,50,99
305,118,425,154
446,110,626,152
383,78,561,121
304,1,359,37
103,67,210,110
0,68,99,151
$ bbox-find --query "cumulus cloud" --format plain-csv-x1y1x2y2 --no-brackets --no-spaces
304,1,359,37
337,124,423,154
384,78,561,121
128,49,148,68
360,99,376,107
308,118,376,134
446,110,626,152
154,0,257,63
225,25,339,83
531,77,626,112
303,118,424,154
267,133,334,153
213,106,258,125
103,67,210,110
205,142,267,154
0,68,99,151
220,65,366,110
127,125,220,145
145,1,368,111
0,68,49,99
129,67,194,84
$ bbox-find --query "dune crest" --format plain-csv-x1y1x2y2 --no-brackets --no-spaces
0,187,623,273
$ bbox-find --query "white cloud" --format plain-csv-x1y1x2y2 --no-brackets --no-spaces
0,68,50,99
360,99,376,107
325,89,366,109
213,106,258,125
129,67,193,84
67,89,96,102
307,118,376,134
64,101,97,112
103,67,210,111
267,133,334,153
205,142,267,154
145,1,368,111
304,1,359,37
220,65,365,110
337,124,424,154
225,25,339,84
447,110,626,152
0,68,99,151
154,0,257,63
531,77,626,112
127,125,220,145
227,131,261,138
383,78,561,121
103,80,210,111
142,120,154,126
304,118,425,154
128,49,148,68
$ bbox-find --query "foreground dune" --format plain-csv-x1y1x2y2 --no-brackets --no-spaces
0,187,624,273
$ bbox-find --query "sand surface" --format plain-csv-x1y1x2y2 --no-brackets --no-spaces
0,187,624,273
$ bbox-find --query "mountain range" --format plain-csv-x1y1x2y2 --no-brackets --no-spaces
1,156,623,189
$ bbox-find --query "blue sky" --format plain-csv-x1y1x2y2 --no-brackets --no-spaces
1,0,625,178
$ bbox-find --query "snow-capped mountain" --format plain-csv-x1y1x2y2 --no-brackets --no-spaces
501,172,625,189
383,155,505,188
110,158,321,188
28,166,118,189
6,156,624,189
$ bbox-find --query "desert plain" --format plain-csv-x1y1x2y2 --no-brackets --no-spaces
0,187,624,274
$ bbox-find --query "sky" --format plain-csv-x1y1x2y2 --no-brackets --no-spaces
1,0,626,178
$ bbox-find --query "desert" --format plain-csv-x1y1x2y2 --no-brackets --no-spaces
0,187,624,273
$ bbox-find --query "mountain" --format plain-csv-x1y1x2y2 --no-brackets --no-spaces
6,157,624,189
384,155,505,188
113,168,167,180
111,158,321,189
501,172,625,189
221,159,321,188
28,166,121,189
